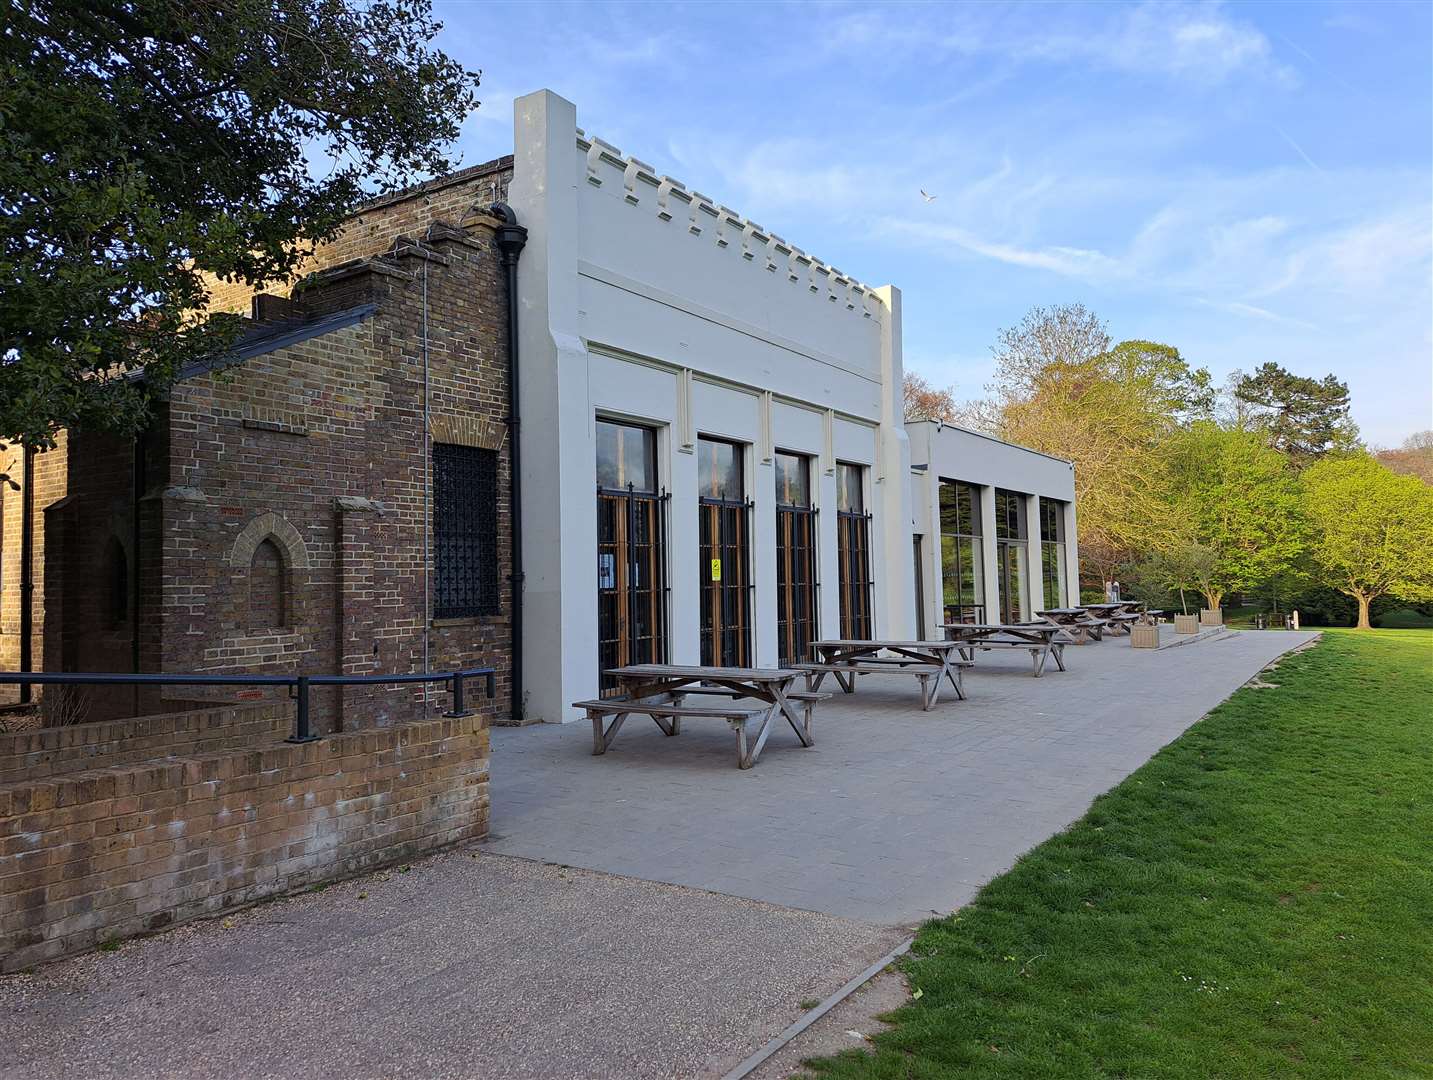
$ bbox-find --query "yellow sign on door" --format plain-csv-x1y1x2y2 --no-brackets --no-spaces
710,558,722,582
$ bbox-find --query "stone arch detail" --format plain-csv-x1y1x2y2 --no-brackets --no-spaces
228,511,311,570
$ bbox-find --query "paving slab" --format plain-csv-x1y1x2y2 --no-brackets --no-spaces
0,851,903,1080
487,629,1320,925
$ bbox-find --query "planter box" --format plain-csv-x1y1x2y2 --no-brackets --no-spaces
1130,624,1160,649
1200,608,1223,626
1173,614,1199,635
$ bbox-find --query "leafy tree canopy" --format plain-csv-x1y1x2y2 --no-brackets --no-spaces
0,0,479,467
1234,362,1358,464
1301,454,1433,628
903,371,959,422
1161,422,1307,609
1375,430,1433,486
983,306,1215,579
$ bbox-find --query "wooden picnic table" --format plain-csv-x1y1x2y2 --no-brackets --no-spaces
941,622,1067,677
1037,607,1110,644
578,663,812,769
801,640,971,711
1083,602,1145,634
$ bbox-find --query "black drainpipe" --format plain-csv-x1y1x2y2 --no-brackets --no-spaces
18,446,34,703
488,203,528,724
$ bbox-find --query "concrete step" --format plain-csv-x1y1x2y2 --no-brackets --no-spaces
1156,624,1233,650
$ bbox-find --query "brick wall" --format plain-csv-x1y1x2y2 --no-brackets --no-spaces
0,436,69,698
159,215,513,729
0,710,489,972
0,703,288,785
204,157,512,316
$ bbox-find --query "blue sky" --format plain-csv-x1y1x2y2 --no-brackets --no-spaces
437,1,1432,446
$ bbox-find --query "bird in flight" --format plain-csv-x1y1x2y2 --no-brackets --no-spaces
920,189,937,202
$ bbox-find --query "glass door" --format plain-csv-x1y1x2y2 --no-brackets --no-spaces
597,420,667,693
775,451,817,666
836,462,873,639
698,437,752,667
994,489,1027,624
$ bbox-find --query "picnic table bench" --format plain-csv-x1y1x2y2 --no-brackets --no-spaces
941,622,1067,677
574,664,821,769
1037,607,1111,644
1084,602,1150,634
798,640,972,711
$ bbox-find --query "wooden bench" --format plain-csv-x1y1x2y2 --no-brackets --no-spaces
1037,609,1110,644
792,660,969,711
573,696,782,769
671,685,831,736
953,636,1066,677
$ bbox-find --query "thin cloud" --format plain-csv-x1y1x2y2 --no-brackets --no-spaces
820,1,1297,87
1274,126,1323,174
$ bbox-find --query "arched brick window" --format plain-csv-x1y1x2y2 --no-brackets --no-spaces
249,538,288,629
105,537,128,626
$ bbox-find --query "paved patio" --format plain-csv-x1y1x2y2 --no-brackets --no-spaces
1,628,1318,1079
488,628,1320,925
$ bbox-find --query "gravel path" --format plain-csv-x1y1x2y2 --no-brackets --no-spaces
0,850,901,1080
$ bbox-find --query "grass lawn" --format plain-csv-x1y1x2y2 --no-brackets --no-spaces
807,630,1433,1079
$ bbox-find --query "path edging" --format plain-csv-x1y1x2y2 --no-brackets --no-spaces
719,936,915,1080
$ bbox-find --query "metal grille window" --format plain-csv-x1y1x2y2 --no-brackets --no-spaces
939,479,985,625
699,437,752,667
837,462,873,640
433,443,500,618
597,421,668,693
775,451,817,666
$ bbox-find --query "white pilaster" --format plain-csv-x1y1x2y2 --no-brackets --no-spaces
978,485,999,624
510,89,594,724
1062,492,1081,606
1024,491,1043,618
872,285,914,640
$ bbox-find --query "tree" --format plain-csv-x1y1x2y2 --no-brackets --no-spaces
1126,541,1219,615
1160,422,1307,610
903,372,959,422
988,302,1111,407
985,306,1213,584
1234,362,1358,464
0,0,479,471
1301,455,1433,629
1375,431,1433,486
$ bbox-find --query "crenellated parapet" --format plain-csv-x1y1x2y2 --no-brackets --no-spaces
575,128,883,322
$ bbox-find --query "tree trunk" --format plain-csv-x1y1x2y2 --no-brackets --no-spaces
1356,593,1372,630
1203,589,1222,611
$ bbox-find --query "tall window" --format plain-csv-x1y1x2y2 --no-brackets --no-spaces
698,437,751,667
597,420,667,692
433,443,500,618
249,538,288,629
993,489,1028,624
775,451,817,666
939,480,984,625
836,462,872,639
1039,498,1067,610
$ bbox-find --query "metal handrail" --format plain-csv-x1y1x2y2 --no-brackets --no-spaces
0,667,496,743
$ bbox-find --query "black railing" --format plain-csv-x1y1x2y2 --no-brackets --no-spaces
0,668,495,743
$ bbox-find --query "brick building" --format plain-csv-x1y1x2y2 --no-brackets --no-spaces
0,156,519,729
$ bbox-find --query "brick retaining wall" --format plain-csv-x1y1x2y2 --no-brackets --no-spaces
0,712,489,972
0,704,289,785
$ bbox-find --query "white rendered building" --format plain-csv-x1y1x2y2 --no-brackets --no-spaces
507,90,1078,723
907,422,1080,638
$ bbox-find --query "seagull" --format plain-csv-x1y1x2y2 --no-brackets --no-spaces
920,189,938,202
